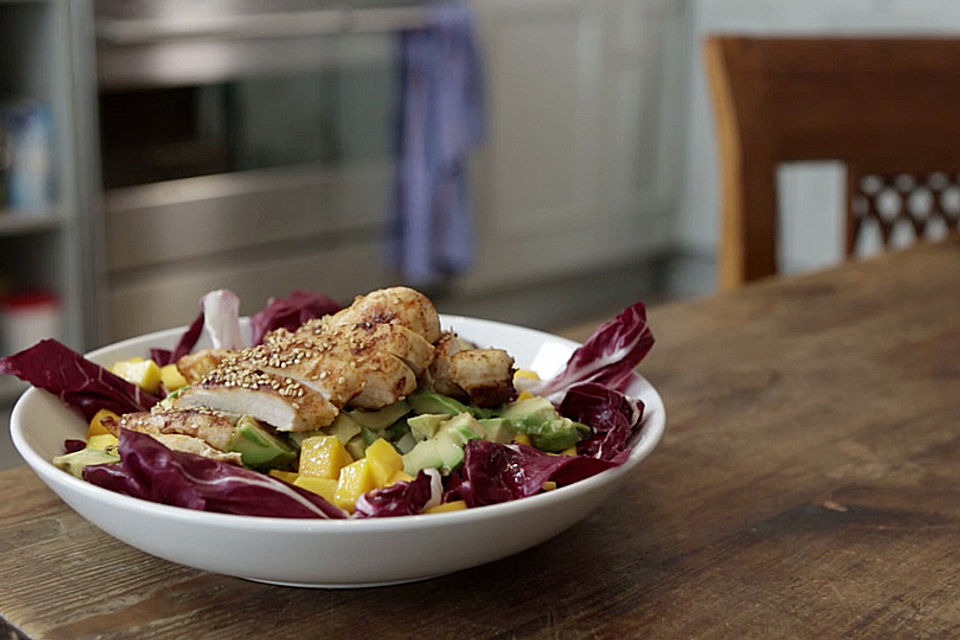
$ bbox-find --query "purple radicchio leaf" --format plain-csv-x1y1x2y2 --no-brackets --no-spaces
0,339,160,421
519,302,654,403
559,382,644,460
443,440,620,508
151,312,204,366
83,429,346,519
201,289,246,351
250,290,342,346
64,439,87,454
354,469,441,518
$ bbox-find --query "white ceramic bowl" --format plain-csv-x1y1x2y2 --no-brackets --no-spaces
10,316,665,588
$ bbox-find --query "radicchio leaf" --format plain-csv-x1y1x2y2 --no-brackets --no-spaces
83,429,346,519
201,289,245,350
151,312,204,366
559,382,644,460
443,440,620,507
354,469,441,518
519,302,654,402
0,339,160,421
250,290,342,346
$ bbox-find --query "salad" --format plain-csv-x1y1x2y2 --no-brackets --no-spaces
0,286,654,519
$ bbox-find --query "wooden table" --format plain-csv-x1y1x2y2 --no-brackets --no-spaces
3,240,960,639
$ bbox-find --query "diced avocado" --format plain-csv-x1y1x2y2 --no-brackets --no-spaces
324,413,362,445
407,390,471,416
227,415,297,469
408,414,446,441
346,400,411,430
498,396,557,424
496,396,589,452
384,419,411,442
401,433,466,476
345,433,366,459
53,447,120,478
360,426,380,447
443,413,483,446
528,417,590,452
477,418,515,444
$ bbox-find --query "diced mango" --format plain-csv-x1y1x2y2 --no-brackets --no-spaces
542,481,557,491
388,470,415,485
512,434,532,447
160,364,188,391
294,476,339,504
514,369,540,381
269,470,299,484
110,359,162,394
87,408,119,438
560,446,578,457
86,434,119,451
334,459,377,512
299,435,353,480
424,500,467,514
516,390,534,401
364,438,403,486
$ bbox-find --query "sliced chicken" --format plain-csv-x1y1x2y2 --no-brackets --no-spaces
176,348,232,385
233,335,366,407
329,286,441,344
424,332,516,407
118,409,237,452
447,348,516,407
150,433,243,465
424,332,466,398
296,320,435,376
174,363,338,431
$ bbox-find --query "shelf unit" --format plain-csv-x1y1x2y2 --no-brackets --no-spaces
0,0,100,405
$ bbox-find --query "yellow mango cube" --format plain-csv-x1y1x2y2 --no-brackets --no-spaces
512,434,532,447
110,359,162,394
294,476,339,504
87,408,119,438
541,481,557,491
424,500,467,514
299,435,353,480
160,364,188,391
516,391,534,401
86,434,119,451
560,446,578,457
269,470,299,484
334,459,377,512
388,470,415,486
364,438,403,487
513,369,540,381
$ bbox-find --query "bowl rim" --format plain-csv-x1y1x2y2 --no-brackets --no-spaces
10,315,666,532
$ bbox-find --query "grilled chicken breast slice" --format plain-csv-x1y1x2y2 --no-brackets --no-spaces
447,348,516,407
329,286,441,344
174,364,337,431
296,321,435,376
176,348,232,385
150,433,243,465
423,332,467,398
118,408,236,451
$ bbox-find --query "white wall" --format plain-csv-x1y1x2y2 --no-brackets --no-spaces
678,0,960,280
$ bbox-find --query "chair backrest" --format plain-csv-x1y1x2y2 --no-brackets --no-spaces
704,36,960,290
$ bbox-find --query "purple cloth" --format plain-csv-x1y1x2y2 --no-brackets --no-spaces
391,4,485,285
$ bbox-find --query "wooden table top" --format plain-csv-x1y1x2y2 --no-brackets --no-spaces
3,239,960,639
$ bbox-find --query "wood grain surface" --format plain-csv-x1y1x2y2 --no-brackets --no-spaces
3,240,960,639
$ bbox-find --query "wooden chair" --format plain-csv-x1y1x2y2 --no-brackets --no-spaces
704,36,960,290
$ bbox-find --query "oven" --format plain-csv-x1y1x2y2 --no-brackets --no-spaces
93,0,434,341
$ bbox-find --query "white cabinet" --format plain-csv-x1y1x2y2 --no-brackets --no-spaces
462,0,684,294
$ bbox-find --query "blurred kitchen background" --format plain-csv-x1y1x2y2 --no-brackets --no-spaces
1,0,959,434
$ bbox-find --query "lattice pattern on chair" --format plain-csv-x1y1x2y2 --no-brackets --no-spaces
850,172,960,254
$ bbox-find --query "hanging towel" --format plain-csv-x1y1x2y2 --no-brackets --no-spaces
391,3,485,286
